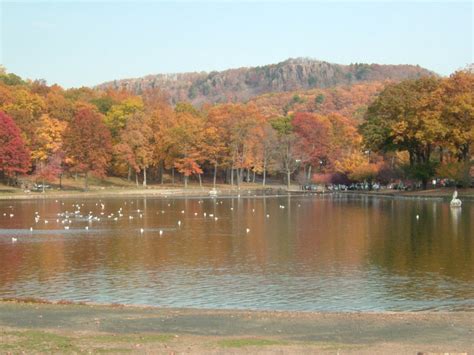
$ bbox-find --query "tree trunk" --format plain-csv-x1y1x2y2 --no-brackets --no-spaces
184,175,188,189
262,158,267,187
172,168,175,184
84,172,89,191
422,178,428,190
213,163,217,188
42,178,45,193
59,173,62,189
160,161,164,185
252,170,256,183
198,173,202,188
143,167,147,187
135,171,139,187
307,165,312,183
231,167,234,187
287,170,291,190
127,166,131,182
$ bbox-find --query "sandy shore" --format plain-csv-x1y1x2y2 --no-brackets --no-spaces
0,300,472,354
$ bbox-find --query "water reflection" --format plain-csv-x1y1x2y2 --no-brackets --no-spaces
0,194,472,311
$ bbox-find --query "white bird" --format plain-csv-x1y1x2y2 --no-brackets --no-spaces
178,220,182,227
159,230,163,236
214,217,218,221
450,190,462,208
64,226,69,230
140,228,144,234
11,237,17,243
246,228,250,233
416,215,420,220
30,227,33,231
266,214,270,218
85,226,89,230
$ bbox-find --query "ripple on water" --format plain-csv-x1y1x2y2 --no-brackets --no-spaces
0,195,473,311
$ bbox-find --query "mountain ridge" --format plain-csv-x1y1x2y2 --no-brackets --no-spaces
96,58,437,105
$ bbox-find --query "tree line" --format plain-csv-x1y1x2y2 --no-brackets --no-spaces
0,68,472,190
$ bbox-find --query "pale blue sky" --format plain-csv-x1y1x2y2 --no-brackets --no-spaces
1,1,472,88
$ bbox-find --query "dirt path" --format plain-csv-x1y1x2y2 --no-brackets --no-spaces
0,301,472,353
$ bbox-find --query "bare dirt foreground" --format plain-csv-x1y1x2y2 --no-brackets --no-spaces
0,301,472,354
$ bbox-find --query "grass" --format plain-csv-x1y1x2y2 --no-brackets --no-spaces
0,329,174,353
0,330,79,353
217,337,289,348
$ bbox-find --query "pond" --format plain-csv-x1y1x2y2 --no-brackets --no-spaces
0,194,472,312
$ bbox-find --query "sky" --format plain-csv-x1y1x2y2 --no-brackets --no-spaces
1,1,472,88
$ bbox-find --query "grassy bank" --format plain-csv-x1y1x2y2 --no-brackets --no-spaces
0,176,285,201
1,176,473,201
0,300,472,354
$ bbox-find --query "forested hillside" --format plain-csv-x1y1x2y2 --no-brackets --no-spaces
96,58,435,105
0,65,472,191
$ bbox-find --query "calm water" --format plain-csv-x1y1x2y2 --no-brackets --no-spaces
0,194,472,312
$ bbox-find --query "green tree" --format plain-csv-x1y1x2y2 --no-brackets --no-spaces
360,77,443,188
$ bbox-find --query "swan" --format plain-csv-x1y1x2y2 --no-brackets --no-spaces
450,190,462,208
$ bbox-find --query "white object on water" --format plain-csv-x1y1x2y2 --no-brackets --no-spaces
416,215,420,220
178,220,182,227
140,228,144,233
246,228,250,233
159,230,163,236
11,237,17,243
450,190,462,207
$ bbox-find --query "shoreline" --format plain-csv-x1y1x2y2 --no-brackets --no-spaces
1,184,473,201
0,300,472,353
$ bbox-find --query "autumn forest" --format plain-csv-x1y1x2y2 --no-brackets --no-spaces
0,65,473,191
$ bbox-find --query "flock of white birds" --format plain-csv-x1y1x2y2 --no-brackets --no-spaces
2,194,296,244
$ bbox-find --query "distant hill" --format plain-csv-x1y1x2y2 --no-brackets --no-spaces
96,58,436,105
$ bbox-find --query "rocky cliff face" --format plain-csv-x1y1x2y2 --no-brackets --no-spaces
96,58,436,105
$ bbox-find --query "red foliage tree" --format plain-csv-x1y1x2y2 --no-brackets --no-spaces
292,112,331,180
0,111,30,181
63,105,112,190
